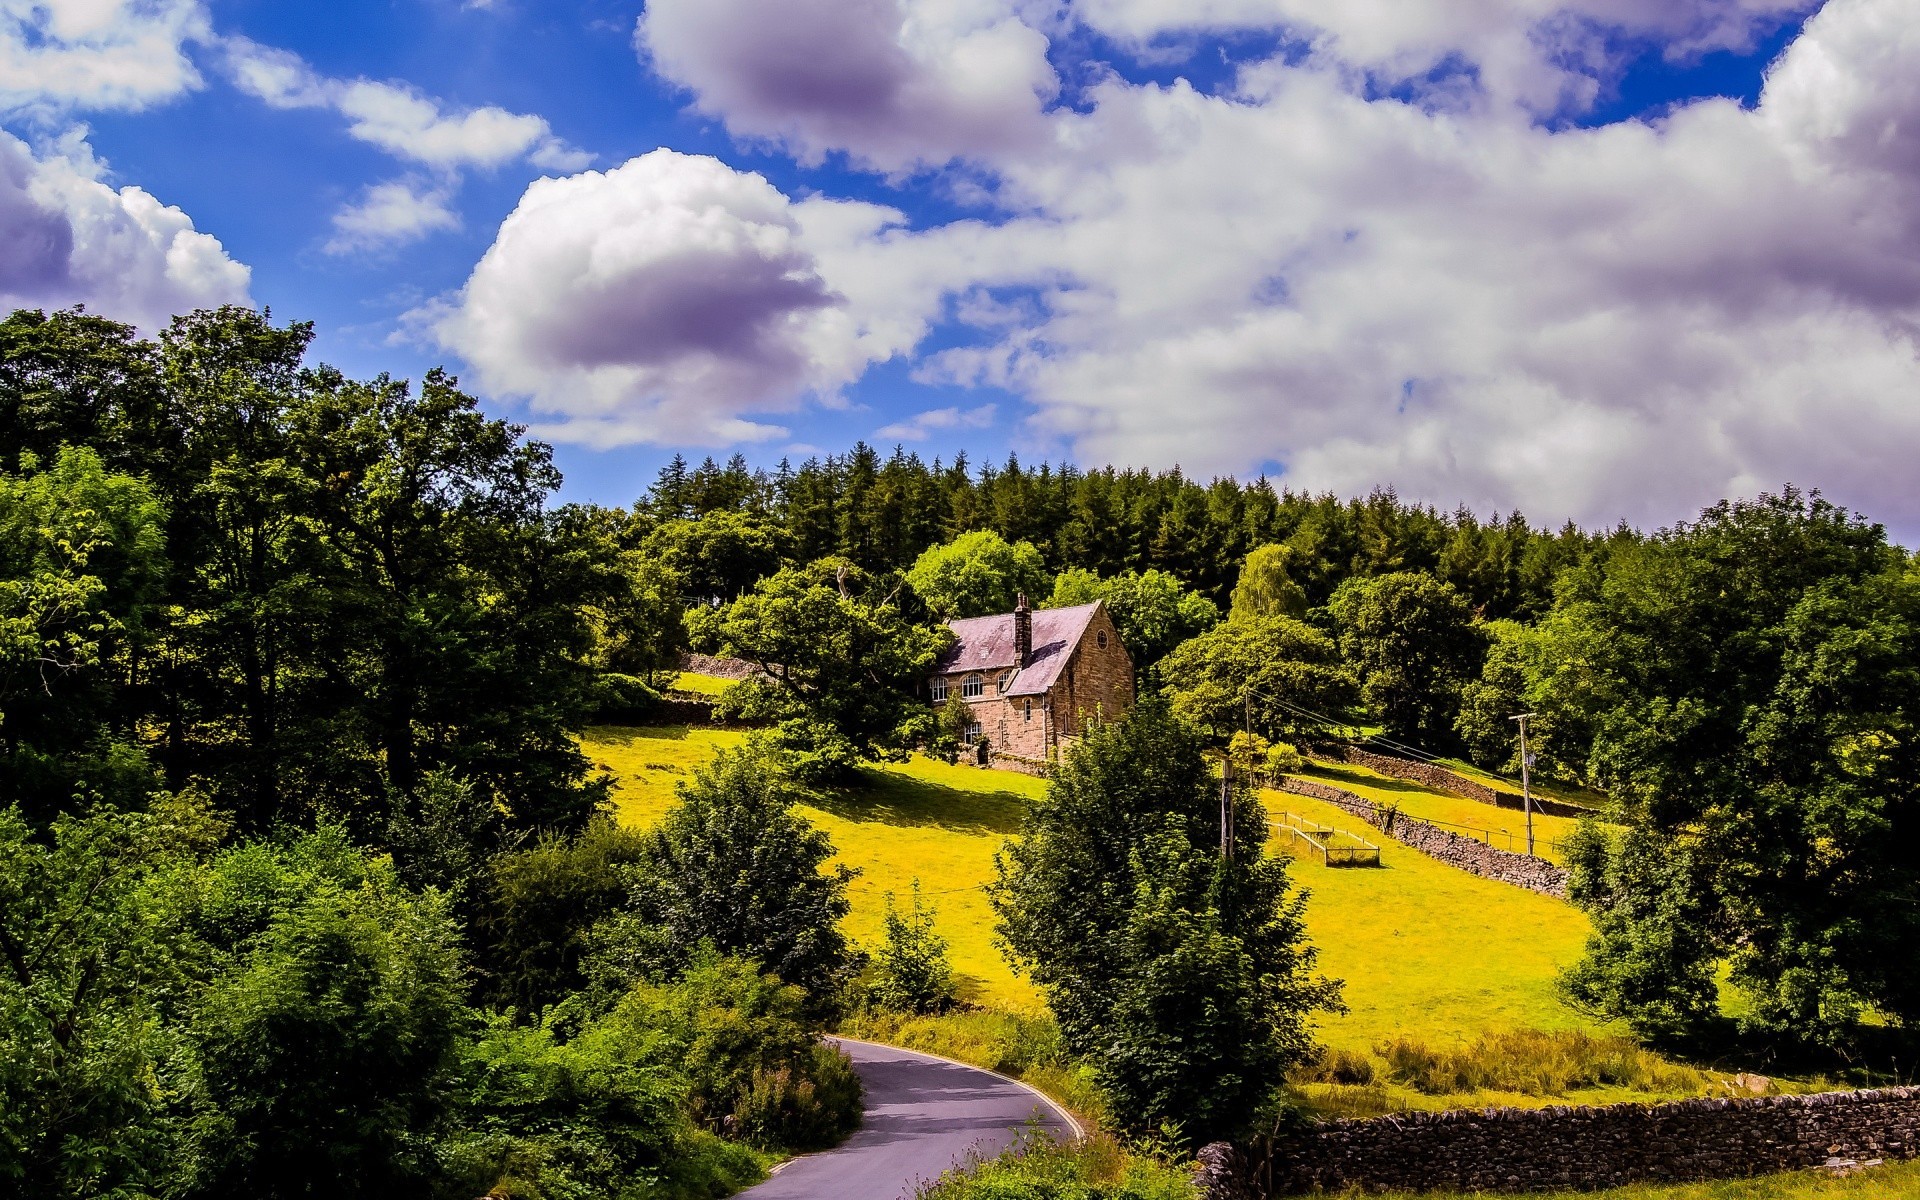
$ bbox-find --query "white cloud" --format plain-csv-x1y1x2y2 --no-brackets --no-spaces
421,149,890,446
0,0,209,114
225,38,589,171
0,128,250,331
325,178,460,254
876,403,998,440
637,0,1058,171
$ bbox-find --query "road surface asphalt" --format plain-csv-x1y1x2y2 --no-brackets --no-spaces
737,1037,1078,1200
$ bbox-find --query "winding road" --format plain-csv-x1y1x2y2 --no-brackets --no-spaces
739,1038,1079,1200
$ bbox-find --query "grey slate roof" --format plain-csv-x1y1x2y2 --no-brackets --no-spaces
934,602,1101,698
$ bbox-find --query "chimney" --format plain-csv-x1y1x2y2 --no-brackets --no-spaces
1013,593,1032,666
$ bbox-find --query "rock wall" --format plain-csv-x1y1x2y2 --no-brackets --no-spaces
1274,776,1569,898
1335,746,1597,819
1201,1086,1920,1196
676,652,766,681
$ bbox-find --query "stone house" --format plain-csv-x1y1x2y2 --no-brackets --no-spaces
929,595,1135,763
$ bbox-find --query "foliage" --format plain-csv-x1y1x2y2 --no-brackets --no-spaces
992,700,1342,1142
695,556,951,770
1540,491,1920,1046
1158,615,1354,743
1229,543,1310,622
1453,618,1538,772
915,1133,1196,1200
908,530,1051,619
602,957,861,1150
181,837,469,1200
1048,567,1220,669
869,881,957,1014
1329,571,1487,746
644,510,788,604
476,821,651,1014
631,742,859,1003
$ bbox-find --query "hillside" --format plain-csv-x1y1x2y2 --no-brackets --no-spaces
585,723,1604,1050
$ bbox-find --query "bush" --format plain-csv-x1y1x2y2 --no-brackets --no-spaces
915,1133,1195,1200
1294,1047,1376,1086
476,821,651,1012
602,956,862,1150
869,882,957,1015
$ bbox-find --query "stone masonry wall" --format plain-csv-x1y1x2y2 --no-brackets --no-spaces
1200,1086,1920,1196
676,652,766,681
1336,746,1597,819
1274,776,1569,898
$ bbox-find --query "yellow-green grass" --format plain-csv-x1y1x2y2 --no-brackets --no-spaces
668,671,736,696
1300,760,1589,865
1350,1160,1920,1199
1430,754,1614,812
585,726,1045,1010
1260,784,1602,1056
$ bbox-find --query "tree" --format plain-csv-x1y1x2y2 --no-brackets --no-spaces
991,701,1340,1142
1229,544,1309,622
632,743,858,1003
1328,572,1486,746
1158,615,1355,744
644,510,788,604
1543,491,1920,1047
182,829,468,1199
869,881,955,1014
692,557,950,771
906,531,1049,619
1048,568,1220,670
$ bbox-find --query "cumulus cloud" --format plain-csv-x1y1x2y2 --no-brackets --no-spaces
422,149,894,446
324,179,460,254
225,38,590,171
894,0,1920,529
637,0,1058,171
0,0,209,114
0,129,250,330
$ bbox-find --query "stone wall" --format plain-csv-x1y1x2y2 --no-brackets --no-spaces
1336,746,1597,820
676,652,766,681
1200,1086,1920,1196
1274,776,1569,898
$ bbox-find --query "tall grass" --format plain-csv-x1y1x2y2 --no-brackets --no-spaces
914,1132,1194,1200
1371,1029,1705,1097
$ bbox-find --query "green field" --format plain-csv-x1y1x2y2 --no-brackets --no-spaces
668,671,736,696
585,726,1601,1042
1300,759,1590,864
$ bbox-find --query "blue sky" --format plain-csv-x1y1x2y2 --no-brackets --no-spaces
5,0,1920,534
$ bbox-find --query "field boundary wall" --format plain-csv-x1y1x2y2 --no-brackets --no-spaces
1274,776,1569,898
1334,746,1598,819
1195,1085,1920,1196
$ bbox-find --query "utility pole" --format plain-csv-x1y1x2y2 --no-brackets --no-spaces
1510,712,1538,856
1220,772,1232,859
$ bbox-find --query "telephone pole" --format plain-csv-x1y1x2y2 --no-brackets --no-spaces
1510,712,1538,856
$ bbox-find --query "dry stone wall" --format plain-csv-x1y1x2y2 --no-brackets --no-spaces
1200,1086,1920,1196
1274,776,1569,898
1336,746,1597,819
676,652,766,681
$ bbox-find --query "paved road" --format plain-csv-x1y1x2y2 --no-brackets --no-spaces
739,1038,1078,1200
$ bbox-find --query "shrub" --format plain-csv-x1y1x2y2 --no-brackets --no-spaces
731,1043,865,1150
870,881,957,1015
476,821,650,1012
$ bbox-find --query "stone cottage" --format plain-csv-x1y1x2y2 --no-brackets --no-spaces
929,595,1135,764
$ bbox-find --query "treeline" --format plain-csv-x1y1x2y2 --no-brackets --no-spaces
642,446,1612,619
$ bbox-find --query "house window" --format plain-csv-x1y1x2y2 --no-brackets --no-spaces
962,675,984,698
965,722,983,742
930,677,948,702
1024,699,1033,721
997,671,1013,694
1097,630,1108,649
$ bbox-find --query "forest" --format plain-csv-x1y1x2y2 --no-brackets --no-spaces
5,304,1919,1198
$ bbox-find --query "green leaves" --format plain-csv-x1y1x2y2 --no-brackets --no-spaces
907,530,1050,620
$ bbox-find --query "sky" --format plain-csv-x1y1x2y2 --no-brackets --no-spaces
4,0,1919,536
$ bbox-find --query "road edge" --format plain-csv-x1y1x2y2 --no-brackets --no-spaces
828,1035,1090,1140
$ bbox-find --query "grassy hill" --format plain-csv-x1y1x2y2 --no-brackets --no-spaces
583,724,1602,1048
